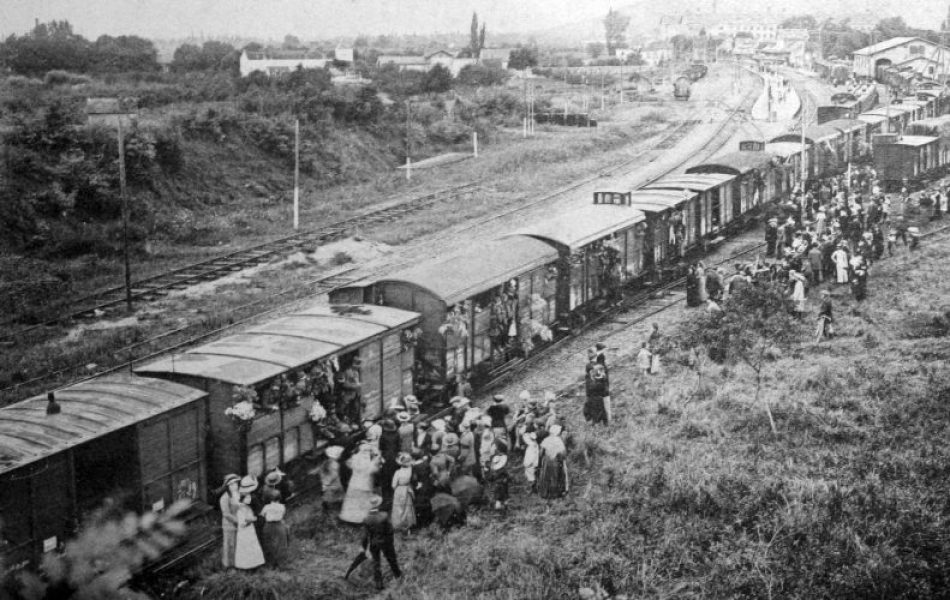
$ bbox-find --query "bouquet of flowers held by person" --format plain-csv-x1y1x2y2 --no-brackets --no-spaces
225,386,258,426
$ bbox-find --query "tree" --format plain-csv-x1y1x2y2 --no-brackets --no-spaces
283,34,302,49
587,41,605,60
422,64,453,93
677,282,802,434
469,12,486,59
874,16,913,40
0,19,92,75
781,15,818,30
91,35,159,72
170,41,236,72
508,46,538,71
603,9,631,57
456,63,509,87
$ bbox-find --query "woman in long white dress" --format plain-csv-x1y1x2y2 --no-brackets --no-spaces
390,453,416,532
832,246,850,284
234,477,265,570
789,270,807,317
339,443,381,524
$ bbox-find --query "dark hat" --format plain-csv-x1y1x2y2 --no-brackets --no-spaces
264,469,284,486
381,418,397,432
595,342,606,351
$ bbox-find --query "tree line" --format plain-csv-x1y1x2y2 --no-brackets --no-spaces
780,13,950,60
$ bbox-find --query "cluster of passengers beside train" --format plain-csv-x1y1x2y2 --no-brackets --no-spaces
684,165,943,322
217,385,577,589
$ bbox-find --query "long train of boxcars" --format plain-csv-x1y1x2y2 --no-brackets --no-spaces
3,84,949,570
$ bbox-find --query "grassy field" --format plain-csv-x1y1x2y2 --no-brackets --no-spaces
170,226,950,600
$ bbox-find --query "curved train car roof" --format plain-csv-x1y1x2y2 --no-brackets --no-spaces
509,204,646,251
862,106,912,118
626,189,694,213
373,237,557,307
641,172,735,192
685,150,776,176
856,113,889,125
821,118,867,133
765,141,806,158
0,374,207,476
135,304,420,386
886,135,939,147
905,115,950,136
769,125,841,145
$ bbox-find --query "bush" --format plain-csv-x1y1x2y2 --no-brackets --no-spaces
456,63,510,87
427,118,472,144
43,70,91,86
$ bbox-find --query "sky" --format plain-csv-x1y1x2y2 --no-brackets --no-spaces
0,0,947,41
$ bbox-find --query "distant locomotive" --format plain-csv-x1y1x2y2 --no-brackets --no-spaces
673,76,691,101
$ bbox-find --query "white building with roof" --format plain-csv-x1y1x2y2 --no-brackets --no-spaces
240,49,328,77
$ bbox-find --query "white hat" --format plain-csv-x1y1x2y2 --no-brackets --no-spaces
491,454,508,470
518,390,531,401
325,445,344,460
548,424,563,437
238,474,258,494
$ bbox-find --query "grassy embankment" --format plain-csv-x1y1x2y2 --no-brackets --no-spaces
173,228,950,600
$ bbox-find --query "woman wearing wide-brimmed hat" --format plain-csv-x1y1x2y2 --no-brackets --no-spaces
396,412,415,454
234,475,265,570
390,452,416,532
340,443,381,524
218,473,241,568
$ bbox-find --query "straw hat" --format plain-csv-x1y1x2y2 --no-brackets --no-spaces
518,390,531,401
396,452,413,467
238,474,258,494
492,394,505,403
396,411,411,423
431,419,446,432
264,469,285,486
222,473,241,488
491,454,508,470
324,445,344,460
548,424,563,437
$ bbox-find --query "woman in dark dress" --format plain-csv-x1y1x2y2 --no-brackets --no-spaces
537,425,568,499
685,265,702,307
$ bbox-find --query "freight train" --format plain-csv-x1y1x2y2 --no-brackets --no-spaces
4,81,950,570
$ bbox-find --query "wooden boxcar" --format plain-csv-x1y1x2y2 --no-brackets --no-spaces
330,238,558,394
0,375,208,568
764,142,804,193
856,112,889,137
861,106,912,133
904,114,950,138
508,199,647,321
622,190,698,267
872,134,943,189
641,173,737,244
673,76,691,100
769,125,843,180
823,118,870,162
685,150,778,227
136,304,419,490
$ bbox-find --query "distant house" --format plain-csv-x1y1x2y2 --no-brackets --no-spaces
425,50,455,71
376,54,430,72
334,47,354,63
852,37,950,81
239,49,328,77
479,48,513,70
641,41,672,66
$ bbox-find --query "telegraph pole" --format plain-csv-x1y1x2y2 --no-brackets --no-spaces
405,101,412,181
293,119,299,230
117,117,132,312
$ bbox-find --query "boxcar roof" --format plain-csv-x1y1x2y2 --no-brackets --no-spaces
0,374,207,476
374,237,557,306
856,112,888,123
510,204,647,250
890,135,938,147
626,189,695,212
822,119,867,133
642,173,735,192
862,106,910,118
765,142,805,158
769,125,841,145
135,304,419,386
686,150,776,175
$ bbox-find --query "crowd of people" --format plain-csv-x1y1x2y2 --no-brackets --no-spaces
685,167,942,317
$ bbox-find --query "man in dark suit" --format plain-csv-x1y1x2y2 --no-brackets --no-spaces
344,495,402,590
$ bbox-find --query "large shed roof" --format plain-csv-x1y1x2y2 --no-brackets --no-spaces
510,204,646,251
375,237,557,307
0,374,207,476
135,304,419,386
852,37,918,56
686,150,776,175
